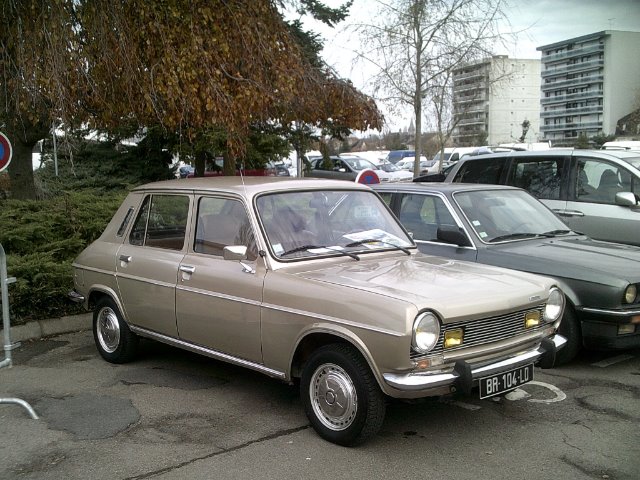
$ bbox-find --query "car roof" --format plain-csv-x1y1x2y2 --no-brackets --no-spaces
133,176,371,197
372,182,519,195
452,148,640,161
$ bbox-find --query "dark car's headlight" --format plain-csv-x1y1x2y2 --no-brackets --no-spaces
544,287,564,323
412,312,441,354
624,284,637,304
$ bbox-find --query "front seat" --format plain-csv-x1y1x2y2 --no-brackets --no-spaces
596,170,621,203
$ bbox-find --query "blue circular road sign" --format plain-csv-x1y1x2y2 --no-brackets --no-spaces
0,132,12,173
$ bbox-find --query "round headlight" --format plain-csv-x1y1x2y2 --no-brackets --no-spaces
624,284,637,304
412,312,440,353
544,287,564,322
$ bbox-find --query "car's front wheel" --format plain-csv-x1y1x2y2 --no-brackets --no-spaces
93,297,138,364
300,343,386,446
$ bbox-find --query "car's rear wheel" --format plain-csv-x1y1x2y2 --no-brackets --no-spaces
300,343,385,446
555,305,581,365
93,297,138,364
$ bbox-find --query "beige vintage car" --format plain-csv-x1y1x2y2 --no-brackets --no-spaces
70,177,566,446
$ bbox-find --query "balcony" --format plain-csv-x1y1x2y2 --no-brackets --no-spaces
541,121,602,132
542,44,604,63
541,59,604,78
456,117,486,126
455,94,487,104
541,74,604,91
541,105,603,118
541,90,604,105
453,83,486,94
453,69,488,82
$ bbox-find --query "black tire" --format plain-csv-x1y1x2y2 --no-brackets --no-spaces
300,343,386,446
555,305,581,365
93,297,139,364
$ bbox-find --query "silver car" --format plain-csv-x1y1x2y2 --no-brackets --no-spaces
70,177,566,445
445,149,640,246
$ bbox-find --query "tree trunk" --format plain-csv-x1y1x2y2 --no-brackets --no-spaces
6,132,39,200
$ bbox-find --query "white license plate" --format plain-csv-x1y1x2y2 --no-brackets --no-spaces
479,364,534,399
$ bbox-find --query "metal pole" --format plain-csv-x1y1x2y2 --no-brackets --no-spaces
0,243,39,419
1,243,13,367
52,124,58,177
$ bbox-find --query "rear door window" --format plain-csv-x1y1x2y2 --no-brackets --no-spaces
507,157,567,200
453,158,507,184
129,194,190,250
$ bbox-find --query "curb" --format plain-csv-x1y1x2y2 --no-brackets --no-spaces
0,313,92,343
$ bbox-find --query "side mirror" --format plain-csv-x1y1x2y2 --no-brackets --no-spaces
223,245,248,261
223,245,254,274
615,191,638,206
437,225,472,247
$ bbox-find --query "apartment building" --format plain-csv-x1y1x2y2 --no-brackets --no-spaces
452,56,541,146
538,30,640,144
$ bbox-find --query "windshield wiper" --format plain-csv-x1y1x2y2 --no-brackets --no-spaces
489,233,542,243
345,239,412,256
540,229,577,237
280,245,360,260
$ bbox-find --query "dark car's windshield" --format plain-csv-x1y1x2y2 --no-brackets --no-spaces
256,190,414,259
453,189,572,243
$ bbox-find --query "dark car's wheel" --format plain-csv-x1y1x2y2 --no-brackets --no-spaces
555,306,581,365
300,343,386,446
93,297,138,364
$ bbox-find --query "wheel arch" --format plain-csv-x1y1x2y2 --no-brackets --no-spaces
288,326,384,390
88,286,127,321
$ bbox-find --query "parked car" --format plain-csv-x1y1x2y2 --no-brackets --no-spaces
376,161,414,182
307,155,392,182
178,165,195,179
70,177,565,445
385,150,416,164
445,149,640,246
373,182,640,364
396,156,431,171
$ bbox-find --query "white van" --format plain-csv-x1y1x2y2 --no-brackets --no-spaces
602,141,640,152
432,147,478,166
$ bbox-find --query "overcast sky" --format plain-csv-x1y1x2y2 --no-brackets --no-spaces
308,0,640,130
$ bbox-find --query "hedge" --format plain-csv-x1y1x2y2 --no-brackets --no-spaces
0,190,126,323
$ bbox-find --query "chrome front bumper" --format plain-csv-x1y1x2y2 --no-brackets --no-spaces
383,334,566,397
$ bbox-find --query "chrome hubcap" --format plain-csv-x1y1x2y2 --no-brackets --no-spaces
97,307,121,353
310,363,357,431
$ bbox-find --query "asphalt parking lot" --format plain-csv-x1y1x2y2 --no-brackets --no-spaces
1,329,639,480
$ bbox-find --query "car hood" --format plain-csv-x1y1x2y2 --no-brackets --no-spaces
478,235,640,287
291,253,552,323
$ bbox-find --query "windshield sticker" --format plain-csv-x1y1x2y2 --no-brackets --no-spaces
353,205,378,219
472,220,481,226
479,231,488,239
344,229,406,247
273,243,284,255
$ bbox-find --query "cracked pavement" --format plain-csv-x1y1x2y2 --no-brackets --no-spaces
1,330,639,480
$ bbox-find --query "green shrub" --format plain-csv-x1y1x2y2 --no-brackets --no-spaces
0,190,126,323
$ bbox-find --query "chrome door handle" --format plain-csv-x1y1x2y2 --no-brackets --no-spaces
554,209,584,217
119,255,132,263
179,265,196,274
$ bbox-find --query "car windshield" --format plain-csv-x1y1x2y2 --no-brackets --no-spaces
453,189,572,243
256,190,414,259
621,156,640,169
379,162,400,172
343,157,378,171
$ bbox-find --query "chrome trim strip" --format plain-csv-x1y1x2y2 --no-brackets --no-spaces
383,334,566,391
176,285,262,307
72,264,115,277
115,273,174,289
262,303,404,337
581,307,640,316
128,325,286,379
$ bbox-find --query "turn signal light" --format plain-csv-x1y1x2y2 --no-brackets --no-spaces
444,329,464,348
525,311,541,329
